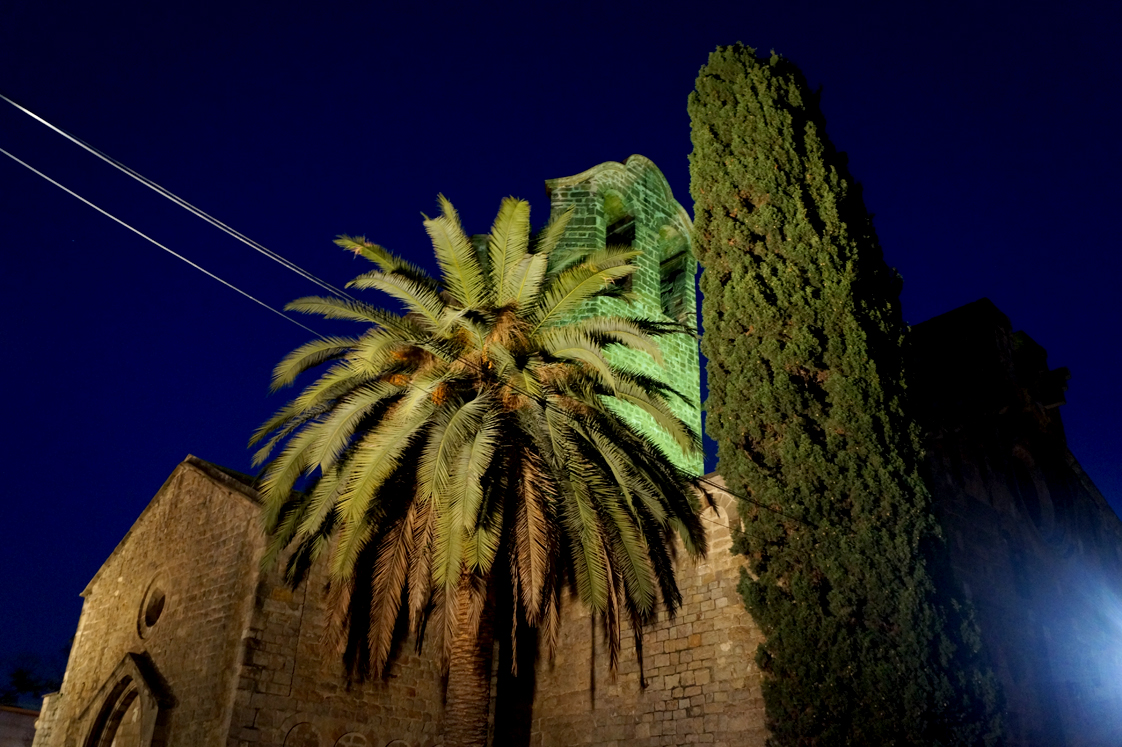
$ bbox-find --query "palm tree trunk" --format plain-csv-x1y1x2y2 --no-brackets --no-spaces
444,573,495,747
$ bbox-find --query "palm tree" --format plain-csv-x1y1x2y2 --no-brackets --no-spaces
251,196,708,747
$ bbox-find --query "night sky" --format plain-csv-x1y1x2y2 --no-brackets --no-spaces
2,0,1119,683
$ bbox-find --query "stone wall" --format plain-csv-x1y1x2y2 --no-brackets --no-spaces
33,457,452,747
225,481,761,747
30,697,57,747
35,453,766,747
525,484,766,747
912,299,1122,747
226,536,447,747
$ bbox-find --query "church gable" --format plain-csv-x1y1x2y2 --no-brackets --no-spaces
38,457,264,747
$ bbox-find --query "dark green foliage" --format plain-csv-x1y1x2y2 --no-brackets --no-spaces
688,45,1003,746
1,653,63,708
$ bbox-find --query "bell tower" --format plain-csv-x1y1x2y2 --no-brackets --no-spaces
545,156,703,474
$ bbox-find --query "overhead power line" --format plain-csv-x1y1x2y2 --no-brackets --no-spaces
0,92,804,528
0,146,322,338
0,92,354,301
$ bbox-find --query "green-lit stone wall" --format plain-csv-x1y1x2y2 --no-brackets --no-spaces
545,156,703,474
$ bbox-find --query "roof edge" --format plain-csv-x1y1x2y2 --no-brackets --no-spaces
544,154,694,233
1064,449,1122,529
81,456,260,597
0,704,40,717
182,455,261,504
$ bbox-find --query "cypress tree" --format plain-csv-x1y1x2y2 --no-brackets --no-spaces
688,45,1003,746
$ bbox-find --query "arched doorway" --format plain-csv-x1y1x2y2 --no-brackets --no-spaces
84,680,140,747
79,654,172,747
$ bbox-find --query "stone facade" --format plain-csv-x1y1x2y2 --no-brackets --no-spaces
31,162,1122,747
31,456,760,747
34,459,261,747
912,300,1122,747
522,485,765,747
32,456,451,747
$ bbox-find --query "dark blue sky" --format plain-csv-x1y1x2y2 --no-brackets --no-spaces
2,0,1119,676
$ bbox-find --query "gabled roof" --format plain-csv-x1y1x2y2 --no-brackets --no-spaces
80,455,260,597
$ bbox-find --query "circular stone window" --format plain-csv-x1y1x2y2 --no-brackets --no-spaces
138,578,168,639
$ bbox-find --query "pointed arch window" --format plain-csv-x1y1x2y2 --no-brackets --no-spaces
658,227,692,322
603,193,634,292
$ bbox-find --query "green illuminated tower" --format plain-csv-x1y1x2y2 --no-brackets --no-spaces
546,156,703,474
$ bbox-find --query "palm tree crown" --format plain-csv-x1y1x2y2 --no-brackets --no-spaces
251,195,707,697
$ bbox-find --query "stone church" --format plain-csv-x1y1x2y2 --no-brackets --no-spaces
32,158,1122,747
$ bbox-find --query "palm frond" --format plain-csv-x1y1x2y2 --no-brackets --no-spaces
407,495,436,633
258,425,322,524
533,207,572,258
505,365,543,404
428,395,495,590
425,195,486,308
512,448,554,621
269,336,358,391
325,388,435,578
259,488,312,570
324,574,356,658
451,408,502,572
602,562,623,670
416,394,487,603
582,245,644,271
335,235,436,285
465,517,503,576
609,365,695,408
311,381,402,472
367,502,419,677
286,361,367,411
563,476,611,614
539,329,618,391
346,271,446,329
345,329,414,377
488,197,530,306
549,240,636,279
249,400,326,458
459,570,491,647
433,580,458,671
506,253,549,311
531,262,637,333
539,580,562,661
609,377,702,457
482,340,517,382
264,467,344,574
545,407,609,613
417,397,487,503
587,455,657,616
567,317,665,365
286,296,426,332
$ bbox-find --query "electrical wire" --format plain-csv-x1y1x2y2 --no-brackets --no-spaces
0,92,354,301
5,96,936,672
0,90,807,527
0,146,323,338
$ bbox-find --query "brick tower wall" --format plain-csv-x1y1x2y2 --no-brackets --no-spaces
545,156,704,475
